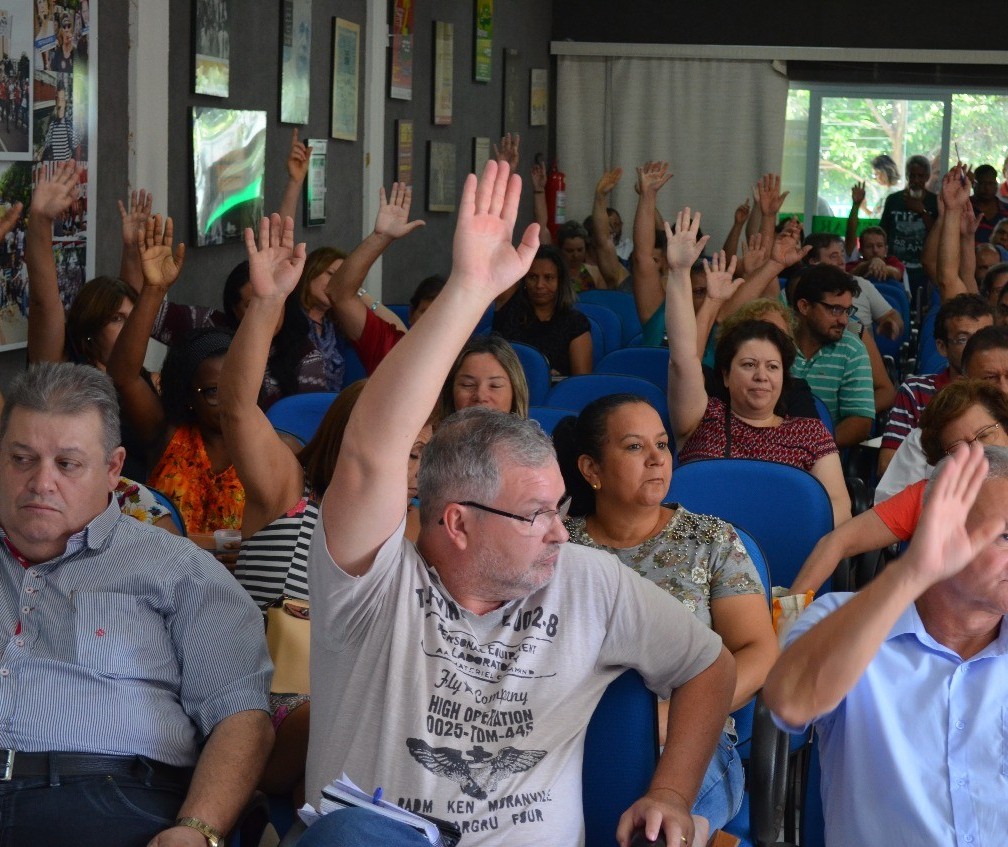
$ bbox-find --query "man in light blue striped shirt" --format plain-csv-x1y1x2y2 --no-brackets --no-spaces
0,363,273,847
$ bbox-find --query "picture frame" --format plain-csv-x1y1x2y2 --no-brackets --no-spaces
305,138,327,226
330,17,360,141
473,0,492,83
472,136,490,174
390,0,413,101
280,0,312,125
433,21,453,126
427,141,456,213
396,119,414,185
194,0,230,97
530,68,548,126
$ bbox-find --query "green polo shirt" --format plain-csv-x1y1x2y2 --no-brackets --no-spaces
791,329,875,424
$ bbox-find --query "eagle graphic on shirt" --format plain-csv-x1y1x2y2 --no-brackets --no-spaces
406,740,547,800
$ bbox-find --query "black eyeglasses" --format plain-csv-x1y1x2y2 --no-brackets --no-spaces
944,422,1000,456
194,385,219,406
439,494,572,535
815,301,857,318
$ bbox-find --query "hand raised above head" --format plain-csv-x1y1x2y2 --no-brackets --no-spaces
287,127,311,183
733,197,752,226
451,160,539,298
118,188,153,248
243,213,306,302
596,167,623,199
636,161,672,198
941,164,970,211
530,161,547,193
851,180,866,207
703,250,744,302
374,182,425,240
138,214,185,291
493,132,520,172
30,160,78,220
740,232,767,276
663,207,709,273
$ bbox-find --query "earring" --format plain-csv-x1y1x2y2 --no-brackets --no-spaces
591,482,600,491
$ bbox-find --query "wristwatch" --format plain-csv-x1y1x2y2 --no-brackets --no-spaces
175,816,224,847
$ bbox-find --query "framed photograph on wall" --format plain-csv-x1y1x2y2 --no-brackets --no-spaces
396,119,413,185
530,68,548,126
472,136,490,174
427,141,455,213
502,48,522,136
280,0,312,124
194,0,230,97
192,108,266,246
390,0,413,101
330,17,359,141
433,21,453,126
473,0,492,83
305,138,327,226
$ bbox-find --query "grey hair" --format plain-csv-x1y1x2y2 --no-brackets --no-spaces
418,406,556,526
906,154,931,176
926,445,1008,500
0,362,121,458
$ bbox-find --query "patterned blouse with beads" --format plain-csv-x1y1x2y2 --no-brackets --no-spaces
564,505,764,628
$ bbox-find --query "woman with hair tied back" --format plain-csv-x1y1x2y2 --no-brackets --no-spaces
663,208,851,527
553,393,778,834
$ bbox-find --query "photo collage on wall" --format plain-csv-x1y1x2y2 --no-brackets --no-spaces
0,0,91,350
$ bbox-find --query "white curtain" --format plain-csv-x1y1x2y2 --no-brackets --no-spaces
557,55,788,248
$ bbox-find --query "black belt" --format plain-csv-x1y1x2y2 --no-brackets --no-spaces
0,751,193,789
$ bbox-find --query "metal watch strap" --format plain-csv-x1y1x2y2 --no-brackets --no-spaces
175,816,223,847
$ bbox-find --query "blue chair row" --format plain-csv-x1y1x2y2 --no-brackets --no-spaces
916,308,947,375
577,289,643,346
266,392,339,444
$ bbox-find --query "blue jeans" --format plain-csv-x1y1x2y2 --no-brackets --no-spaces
296,807,431,847
692,732,745,831
0,773,184,846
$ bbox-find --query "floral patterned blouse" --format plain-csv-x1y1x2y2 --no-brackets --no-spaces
114,477,169,525
147,424,245,534
565,505,764,628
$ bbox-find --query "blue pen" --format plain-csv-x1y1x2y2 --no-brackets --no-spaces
372,787,383,804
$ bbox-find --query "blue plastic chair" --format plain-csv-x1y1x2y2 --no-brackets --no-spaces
265,392,339,444
342,344,368,382
916,309,947,375
546,374,670,431
528,405,576,435
597,347,669,391
668,458,835,593
811,395,834,436
147,486,187,536
582,670,658,847
385,303,411,326
576,302,623,357
510,342,552,407
584,315,605,368
577,289,643,346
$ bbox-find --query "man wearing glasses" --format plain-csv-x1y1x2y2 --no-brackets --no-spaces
301,162,734,847
789,264,875,448
765,442,1008,846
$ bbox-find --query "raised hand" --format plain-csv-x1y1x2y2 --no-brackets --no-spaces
851,180,866,208
663,208,709,272
530,161,546,193
493,132,520,172
30,160,78,220
733,198,752,226
0,202,23,241
595,167,623,199
373,182,426,240
117,189,153,249
941,164,970,211
287,128,311,183
755,172,789,217
961,197,980,236
770,228,812,267
865,256,890,280
244,213,307,301
703,250,744,302
451,160,539,298
636,161,673,197
740,232,767,276
138,214,186,290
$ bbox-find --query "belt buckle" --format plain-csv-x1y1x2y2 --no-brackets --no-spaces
0,749,13,781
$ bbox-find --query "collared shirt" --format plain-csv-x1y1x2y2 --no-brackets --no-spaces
791,330,874,424
881,368,953,451
0,499,272,766
874,426,932,503
773,593,1008,847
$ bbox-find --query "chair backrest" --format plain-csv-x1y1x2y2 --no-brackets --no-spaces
916,309,947,375
528,405,576,435
385,303,411,326
584,315,604,368
342,344,368,383
474,305,495,336
582,670,658,847
546,374,670,430
510,342,552,407
668,458,835,593
576,302,623,357
577,289,643,346
265,392,339,444
597,347,669,391
147,486,187,537
812,395,835,435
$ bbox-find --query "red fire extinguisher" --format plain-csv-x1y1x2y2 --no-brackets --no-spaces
545,161,566,241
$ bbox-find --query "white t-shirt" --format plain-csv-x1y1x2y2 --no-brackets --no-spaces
306,517,723,846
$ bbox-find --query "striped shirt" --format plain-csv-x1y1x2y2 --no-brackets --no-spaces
41,115,80,161
235,493,318,607
791,330,875,423
0,499,271,765
880,369,952,451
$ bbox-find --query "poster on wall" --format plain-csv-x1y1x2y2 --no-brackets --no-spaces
530,68,548,126
473,0,492,83
194,0,229,97
396,119,412,185
502,48,521,136
389,0,412,101
192,107,266,247
472,136,490,174
330,17,359,141
305,137,326,226
432,21,452,126
0,0,94,353
427,141,455,213
280,0,311,125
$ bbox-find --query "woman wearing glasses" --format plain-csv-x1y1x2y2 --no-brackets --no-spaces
553,393,777,834
50,14,75,74
665,210,851,526
793,379,1008,594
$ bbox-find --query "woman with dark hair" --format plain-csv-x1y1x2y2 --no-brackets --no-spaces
218,214,433,806
50,13,75,73
553,393,777,833
437,332,529,421
664,208,850,526
492,244,592,376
